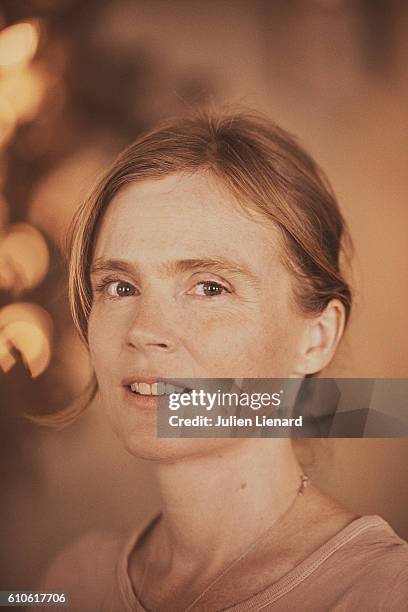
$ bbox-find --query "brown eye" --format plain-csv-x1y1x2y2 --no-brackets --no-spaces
108,281,136,297
193,281,228,297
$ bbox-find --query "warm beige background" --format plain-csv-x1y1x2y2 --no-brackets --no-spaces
1,0,408,591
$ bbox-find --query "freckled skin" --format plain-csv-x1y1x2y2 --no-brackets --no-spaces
88,172,309,460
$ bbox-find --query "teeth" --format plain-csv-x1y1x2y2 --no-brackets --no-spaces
151,382,165,395
138,382,150,395
129,382,187,396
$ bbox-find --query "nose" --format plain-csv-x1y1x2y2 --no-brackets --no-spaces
124,294,178,354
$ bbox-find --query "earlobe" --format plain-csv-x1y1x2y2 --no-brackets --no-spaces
293,300,346,376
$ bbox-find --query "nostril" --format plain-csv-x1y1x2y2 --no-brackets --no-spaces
125,331,175,352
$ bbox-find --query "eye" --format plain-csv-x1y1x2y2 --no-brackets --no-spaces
191,280,229,297
105,280,137,297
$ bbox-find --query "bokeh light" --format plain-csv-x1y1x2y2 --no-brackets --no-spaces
0,302,52,378
0,332,17,373
0,95,17,148
0,64,46,124
0,21,39,69
0,223,49,293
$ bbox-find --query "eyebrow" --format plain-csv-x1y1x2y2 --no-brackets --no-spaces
90,257,260,286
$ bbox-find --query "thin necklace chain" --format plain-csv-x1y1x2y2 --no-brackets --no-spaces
137,474,309,612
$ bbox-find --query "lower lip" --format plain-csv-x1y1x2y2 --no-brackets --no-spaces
122,386,162,409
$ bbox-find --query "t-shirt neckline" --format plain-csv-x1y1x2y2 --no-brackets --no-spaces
117,513,389,612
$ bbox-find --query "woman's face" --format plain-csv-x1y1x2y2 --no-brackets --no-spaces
88,172,310,459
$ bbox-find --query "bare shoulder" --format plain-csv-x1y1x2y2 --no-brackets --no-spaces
35,529,130,612
40,529,125,593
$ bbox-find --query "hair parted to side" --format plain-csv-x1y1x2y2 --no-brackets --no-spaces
35,108,353,427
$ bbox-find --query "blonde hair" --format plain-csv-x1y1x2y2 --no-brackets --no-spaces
40,109,353,426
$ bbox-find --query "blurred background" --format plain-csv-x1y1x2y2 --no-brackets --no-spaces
1,0,408,593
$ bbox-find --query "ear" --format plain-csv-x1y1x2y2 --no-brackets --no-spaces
291,299,346,376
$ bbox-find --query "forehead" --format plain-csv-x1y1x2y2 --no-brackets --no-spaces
94,172,282,269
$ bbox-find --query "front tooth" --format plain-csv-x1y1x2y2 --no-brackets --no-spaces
139,382,151,395
157,382,166,395
130,382,139,393
151,382,166,396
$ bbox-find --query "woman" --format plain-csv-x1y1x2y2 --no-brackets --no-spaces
40,110,408,611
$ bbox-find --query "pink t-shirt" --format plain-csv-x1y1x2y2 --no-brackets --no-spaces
38,514,408,611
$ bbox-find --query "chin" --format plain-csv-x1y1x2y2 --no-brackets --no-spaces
100,391,240,463
117,429,238,464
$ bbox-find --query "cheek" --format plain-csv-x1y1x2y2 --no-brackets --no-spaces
260,313,305,376
219,305,300,376
87,305,121,379
190,307,293,375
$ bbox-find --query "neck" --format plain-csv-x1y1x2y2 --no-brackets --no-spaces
151,439,303,570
